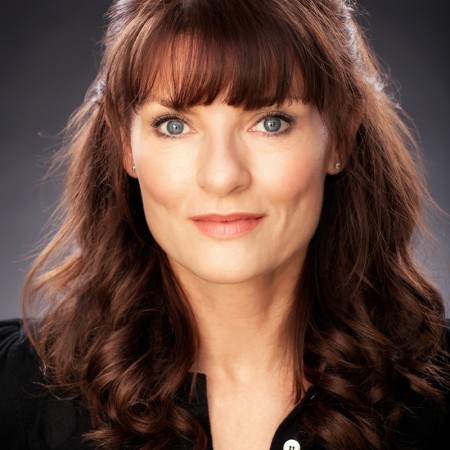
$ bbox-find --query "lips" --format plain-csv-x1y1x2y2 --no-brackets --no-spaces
189,213,265,239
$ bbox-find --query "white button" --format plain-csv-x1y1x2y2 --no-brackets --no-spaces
283,439,301,450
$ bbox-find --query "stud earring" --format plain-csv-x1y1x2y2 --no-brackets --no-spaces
335,162,341,170
132,164,136,173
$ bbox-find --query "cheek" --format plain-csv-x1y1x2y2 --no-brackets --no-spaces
259,145,328,207
135,160,187,250
284,160,323,199
134,147,191,212
138,164,179,209
131,155,191,253
130,119,189,211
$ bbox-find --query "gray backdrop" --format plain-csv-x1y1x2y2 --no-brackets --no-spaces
1,1,449,319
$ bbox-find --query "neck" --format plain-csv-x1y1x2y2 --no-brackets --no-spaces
172,262,301,382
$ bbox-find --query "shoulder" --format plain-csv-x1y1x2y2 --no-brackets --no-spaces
394,321,450,449
0,318,34,448
394,391,450,449
0,318,37,378
0,319,93,449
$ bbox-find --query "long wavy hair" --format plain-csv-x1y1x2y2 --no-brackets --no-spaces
23,0,448,449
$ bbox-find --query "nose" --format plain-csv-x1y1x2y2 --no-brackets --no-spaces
196,132,251,196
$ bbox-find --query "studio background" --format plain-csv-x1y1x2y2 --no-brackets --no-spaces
1,1,449,319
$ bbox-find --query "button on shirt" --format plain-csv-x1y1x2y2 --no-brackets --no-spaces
176,372,317,450
1,319,450,449
0,320,319,450
283,439,301,450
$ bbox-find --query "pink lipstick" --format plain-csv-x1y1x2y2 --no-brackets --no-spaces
189,213,265,239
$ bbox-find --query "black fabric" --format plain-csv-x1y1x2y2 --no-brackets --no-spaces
0,319,93,449
1,318,449,449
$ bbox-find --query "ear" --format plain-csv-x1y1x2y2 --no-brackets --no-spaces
326,98,364,175
122,130,137,178
326,145,343,175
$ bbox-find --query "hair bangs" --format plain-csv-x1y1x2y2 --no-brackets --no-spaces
132,1,306,110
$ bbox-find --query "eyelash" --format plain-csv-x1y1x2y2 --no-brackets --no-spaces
255,111,295,137
151,114,191,139
150,111,295,138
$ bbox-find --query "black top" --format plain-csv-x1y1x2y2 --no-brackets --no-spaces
1,318,449,449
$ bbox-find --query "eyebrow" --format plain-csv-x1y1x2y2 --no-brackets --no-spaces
157,99,175,108
151,98,187,112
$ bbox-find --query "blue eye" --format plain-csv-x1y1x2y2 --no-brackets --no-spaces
152,115,191,137
253,113,293,135
263,117,282,132
165,119,185,135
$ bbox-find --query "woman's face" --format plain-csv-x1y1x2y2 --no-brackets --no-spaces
126,97,338,285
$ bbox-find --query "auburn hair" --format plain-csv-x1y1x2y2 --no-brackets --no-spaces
23,0,448,449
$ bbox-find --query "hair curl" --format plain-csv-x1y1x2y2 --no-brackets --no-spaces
23,1,449,449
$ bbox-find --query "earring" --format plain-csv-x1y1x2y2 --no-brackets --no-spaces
335,162,341,170
132,164,136,173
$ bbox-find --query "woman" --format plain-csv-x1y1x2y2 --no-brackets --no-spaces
0,0,449,449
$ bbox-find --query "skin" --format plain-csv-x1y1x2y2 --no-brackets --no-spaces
125,98,339,449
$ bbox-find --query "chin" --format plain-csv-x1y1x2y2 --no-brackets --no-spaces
171,258,272,286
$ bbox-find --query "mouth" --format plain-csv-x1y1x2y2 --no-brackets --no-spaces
189,213,265,239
